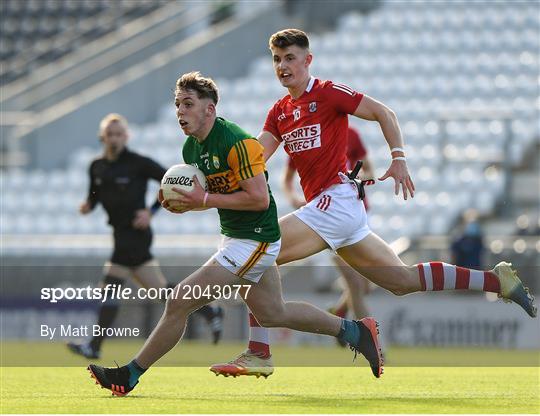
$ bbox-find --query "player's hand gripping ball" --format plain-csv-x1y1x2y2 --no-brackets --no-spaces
160,164,207,212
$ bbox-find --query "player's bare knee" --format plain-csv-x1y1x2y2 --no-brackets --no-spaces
257,317,281,328
164,295,183,315
388,266,417,296
388,285,410,296
275,246,300,265
276,252,288,266
163,285,195,316
251,312,273,327
165,297,203,318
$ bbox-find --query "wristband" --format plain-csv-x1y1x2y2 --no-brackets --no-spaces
202,192,209,207
392,156,406,161
390,147,405,153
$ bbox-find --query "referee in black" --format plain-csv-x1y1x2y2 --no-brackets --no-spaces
68,113,223,359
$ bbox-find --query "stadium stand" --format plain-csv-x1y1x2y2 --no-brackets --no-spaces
1,1,539,258
0,0,168,85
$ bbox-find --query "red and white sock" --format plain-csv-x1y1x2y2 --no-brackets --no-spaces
417,262,500,293
247,310,270,358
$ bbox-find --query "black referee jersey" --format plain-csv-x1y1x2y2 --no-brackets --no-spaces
86,148,167,266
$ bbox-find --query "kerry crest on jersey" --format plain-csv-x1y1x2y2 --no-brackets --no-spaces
182,117,280,242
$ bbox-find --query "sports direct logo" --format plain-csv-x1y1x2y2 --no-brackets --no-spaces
282,124,321,153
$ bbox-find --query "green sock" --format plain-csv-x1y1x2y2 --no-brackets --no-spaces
126,359,146,388
337,319,360,346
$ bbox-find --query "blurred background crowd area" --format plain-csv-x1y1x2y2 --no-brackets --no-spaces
0,0,538,345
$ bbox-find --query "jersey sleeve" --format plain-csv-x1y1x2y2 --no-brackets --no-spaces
87,161,99,209
262,102,282,142
140,155,167,182
226,138,266,182
323,81,364,115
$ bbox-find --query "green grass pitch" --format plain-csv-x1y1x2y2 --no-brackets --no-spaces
1,341,539,414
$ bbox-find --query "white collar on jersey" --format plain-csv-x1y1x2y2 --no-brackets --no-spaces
305,76,316,93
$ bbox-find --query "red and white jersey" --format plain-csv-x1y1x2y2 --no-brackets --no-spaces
264,77,363,202
287,127,367,171
287,126,370,210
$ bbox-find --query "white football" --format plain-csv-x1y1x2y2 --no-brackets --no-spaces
160,164,207,204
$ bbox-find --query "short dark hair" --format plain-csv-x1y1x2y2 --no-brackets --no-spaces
269,28,310,50
175,71,219,104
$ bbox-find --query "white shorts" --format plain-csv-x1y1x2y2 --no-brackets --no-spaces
212,236,281,283
294,183,371,251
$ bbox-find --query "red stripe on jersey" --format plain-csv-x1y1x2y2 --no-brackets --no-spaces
430,262,444,291
455,266,470,289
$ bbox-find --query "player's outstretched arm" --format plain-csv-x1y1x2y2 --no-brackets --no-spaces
353,95,415,200
353,95,403,153
258,131,280,162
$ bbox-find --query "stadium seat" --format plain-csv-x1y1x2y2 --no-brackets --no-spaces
2,0,538,249
0,0,167,85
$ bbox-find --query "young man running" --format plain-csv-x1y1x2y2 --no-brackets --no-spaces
86,72,384,396
68,113,223,360
284,125,375,347
209,28,537,378
223,127,374,370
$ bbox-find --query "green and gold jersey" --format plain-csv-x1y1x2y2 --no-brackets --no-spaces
182,117,280,243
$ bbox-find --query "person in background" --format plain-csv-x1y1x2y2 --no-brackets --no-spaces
67,113,223,360
451,209,484,270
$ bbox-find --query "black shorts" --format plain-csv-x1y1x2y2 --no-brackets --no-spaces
111,227,153,267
